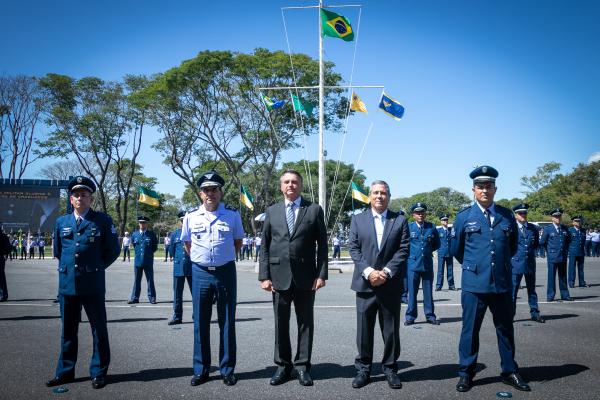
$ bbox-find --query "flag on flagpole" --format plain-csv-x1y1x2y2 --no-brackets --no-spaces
291,94,315,115
262,94,286,111
351,181,370,204
350,92,368,113
240,185,254,210
378,92,405,120
138,187,160,207
321,8,354,41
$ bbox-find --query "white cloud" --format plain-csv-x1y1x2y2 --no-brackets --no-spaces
588,151,600,163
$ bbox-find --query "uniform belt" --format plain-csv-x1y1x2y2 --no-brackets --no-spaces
194,260,235,271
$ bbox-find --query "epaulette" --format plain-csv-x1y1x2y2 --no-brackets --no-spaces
457,205,471,214
187,206,199,213
225,204,238,212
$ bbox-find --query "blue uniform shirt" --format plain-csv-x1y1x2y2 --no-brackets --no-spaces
437,226,452,257
510,222,539,275
131,229,158,267
451,203,518,294
180,203,244,267
170,228,192,276
408,221,440,272
568,227,586,257
540,224,570,263
53,209,120,295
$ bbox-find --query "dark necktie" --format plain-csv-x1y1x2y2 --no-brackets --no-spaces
76,217,82,227
484,209,491,226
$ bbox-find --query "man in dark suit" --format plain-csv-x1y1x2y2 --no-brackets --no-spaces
46,176,120,389
452,166,530,393
259,169,328,387
348,180,410,389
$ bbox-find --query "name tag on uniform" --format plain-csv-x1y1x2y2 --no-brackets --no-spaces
62,228,72,234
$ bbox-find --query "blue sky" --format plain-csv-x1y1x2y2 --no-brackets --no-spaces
2,0,599,204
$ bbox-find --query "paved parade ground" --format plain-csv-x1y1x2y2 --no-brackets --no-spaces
1,257,599,399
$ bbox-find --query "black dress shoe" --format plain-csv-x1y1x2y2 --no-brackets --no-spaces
91,376,106,389
456,376,472,392
502,372,531,391
298,370,313,386
223,374,237,386
168,319,182,326
385,372,402,389
269,368,291,386
404,320,414,326
531,315,545,323
190,374,209,386
149,299,157,304
427,319,440,325
46,374,75,387
0,298,7,302
352,372,370,388
449,286,456,291
435,287,442,291
127,299,139,304
568,284,575,288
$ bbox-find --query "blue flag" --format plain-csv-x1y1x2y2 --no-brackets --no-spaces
378,92,405,120
262,94,286,111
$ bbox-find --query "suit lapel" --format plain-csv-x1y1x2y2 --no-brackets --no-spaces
290,198,309,239
491,210,504,228
379,210,396,252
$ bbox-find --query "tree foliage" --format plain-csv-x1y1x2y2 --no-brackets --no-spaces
390,187,471,224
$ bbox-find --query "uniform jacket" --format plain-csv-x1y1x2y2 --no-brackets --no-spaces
258,197,328,291
348,209,410,293
437,226,453,257
451,203,518,294
510,222,539,275
53,209,120,295
568,227,586,257
540,224,570,263
169,228,192,276
0,232,10,264
131,229,158,268
408,221,440,272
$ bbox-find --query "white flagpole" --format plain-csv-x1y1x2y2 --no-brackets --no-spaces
318,0,326,214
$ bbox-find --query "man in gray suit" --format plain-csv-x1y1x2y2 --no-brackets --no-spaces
259,169,328,387
348,180,410,389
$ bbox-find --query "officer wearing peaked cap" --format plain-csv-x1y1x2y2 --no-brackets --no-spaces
568,215,588,288
128,215,159,304
510,203,544,323
539,208,572,301
405,202,440,325
451,166,530,393
181,171,244,386
47,176,120,390
167,211,193,325
436,213,455,291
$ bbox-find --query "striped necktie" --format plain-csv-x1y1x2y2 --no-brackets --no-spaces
286,203,295,235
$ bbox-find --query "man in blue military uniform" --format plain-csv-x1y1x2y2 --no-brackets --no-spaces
540,208,572,301
181,171,244,387
568,215,588,288
168,210,193,325
436,213,455,291
452,165,530,393
128,216,158,304
46,176,120,390
0,225,10,301
405,202,441,326
510,204,544,323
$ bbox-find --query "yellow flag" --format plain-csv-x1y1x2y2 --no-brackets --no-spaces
350,92,368,113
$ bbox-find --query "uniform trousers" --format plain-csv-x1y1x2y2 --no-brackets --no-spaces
122,246,130,261
547,261,570,301
458,291,518,378
436,256,455,289
405,269,436,322
0,260,7,300
172,275,192,320
38,247,45,259
192,261,236,378
56,294,110,379
511,272,540,318
568,256,586,287
130,265,156,301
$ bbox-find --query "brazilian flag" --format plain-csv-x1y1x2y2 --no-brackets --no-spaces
138,186,160,207
321,9,354,42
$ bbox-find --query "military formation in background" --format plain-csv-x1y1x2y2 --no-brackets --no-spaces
0,165,598,393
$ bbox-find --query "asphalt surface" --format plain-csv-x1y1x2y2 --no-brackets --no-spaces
1,256,599,399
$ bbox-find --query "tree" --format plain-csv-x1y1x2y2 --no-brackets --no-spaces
0,75,45,179
390,187,471,224
520,162,561,193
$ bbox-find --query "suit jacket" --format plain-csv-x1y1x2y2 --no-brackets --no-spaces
348,209,410,293
408,221,440,272
437,226,453,257
258,197,328,291
53,209,120,295
511,222,539,275
540,224,570,263
451,203,518,294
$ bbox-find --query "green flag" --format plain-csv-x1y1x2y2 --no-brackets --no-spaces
240,185,254,210
351,181,369,204
138,186,160,207
321,8,354,41
291,94,314,115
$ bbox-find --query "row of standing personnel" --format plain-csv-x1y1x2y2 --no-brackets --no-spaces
43,166,573,393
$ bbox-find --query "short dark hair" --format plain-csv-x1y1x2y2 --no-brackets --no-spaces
280,169,304,184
